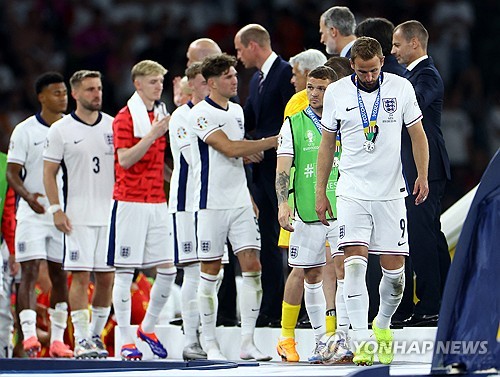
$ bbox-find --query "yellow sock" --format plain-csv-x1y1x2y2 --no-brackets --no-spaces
281,301,301,339
326,310,337,335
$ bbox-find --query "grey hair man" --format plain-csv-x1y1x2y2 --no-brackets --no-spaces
289,49,327,92
319,6,357,57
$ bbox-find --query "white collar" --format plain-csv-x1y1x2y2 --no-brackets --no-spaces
260,51,278,79
407,55,428,71
340,40,355,58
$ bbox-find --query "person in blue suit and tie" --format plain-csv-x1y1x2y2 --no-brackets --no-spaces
392,20,451,326
234,24,295,327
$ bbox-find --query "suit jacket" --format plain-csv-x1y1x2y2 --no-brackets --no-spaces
382,54,406,76
244,56,294,193
402,56,451,186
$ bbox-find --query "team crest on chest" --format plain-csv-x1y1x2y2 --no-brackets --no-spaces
104,133,114,155
382,98,397,114
196,116,209,130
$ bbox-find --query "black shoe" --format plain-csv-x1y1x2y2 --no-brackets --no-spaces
402,314,439,327
170,318,183,326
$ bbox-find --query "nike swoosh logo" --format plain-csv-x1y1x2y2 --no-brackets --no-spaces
218,124,226,128
398,241,407,246
121,298,130,303
34,140,45,146
390,294,400,297
313,326,322,330
251,308,260,312
74,139,84,144
161,294,169,298
347,294,361,298
346,106,358,111
203,313,212,316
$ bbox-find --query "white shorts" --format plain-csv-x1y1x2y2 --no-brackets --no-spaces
288,219,338,268
15,221,64,263
336,196,409,256
196,206,260,261
64,225,114,272
168,212,198,264
108,201,173,269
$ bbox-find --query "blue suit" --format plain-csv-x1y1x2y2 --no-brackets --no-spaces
244,56,294,324
403,56,451,317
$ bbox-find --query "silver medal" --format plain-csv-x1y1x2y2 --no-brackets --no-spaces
363,140,375,153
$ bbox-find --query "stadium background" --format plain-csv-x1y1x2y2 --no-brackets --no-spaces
0,0,498,209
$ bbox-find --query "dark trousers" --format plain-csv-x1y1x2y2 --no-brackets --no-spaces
217,246,238,324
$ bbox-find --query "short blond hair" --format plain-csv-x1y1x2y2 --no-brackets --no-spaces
131,60,167,81
69,70,101,90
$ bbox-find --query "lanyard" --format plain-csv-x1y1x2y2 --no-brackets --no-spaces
304,106,323,135
356,75,381,142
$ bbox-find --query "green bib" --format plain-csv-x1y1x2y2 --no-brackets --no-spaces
289,111,339,223
0,152,8,222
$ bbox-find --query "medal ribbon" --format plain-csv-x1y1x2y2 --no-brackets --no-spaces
356,75,381,142
304,106,323,135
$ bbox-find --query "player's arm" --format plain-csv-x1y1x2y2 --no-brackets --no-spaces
276,156,294,232
407,120,429,206
43,160,72,234
315,130,336,226
117,114,170,169
6,162,45,214
204,130,278,158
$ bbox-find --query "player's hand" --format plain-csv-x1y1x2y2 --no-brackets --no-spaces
8,255,19,276
243,151,264,164
150,113,170,140
413,176,429,206
278,203,294,232
315,192,333,226
27,192,46,214
54,211,72,234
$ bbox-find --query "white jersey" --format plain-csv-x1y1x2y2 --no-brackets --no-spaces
43,112,115,225
168,101,195,213
189,98,252,210
277,118,294,157
7,114,64,224
321,73,422,200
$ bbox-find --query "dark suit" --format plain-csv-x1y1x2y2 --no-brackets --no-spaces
244,55,295,323
402,56,451,317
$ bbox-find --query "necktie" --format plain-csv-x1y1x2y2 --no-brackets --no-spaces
258,70,264,93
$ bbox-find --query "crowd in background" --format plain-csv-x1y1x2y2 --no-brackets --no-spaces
0,0,499,209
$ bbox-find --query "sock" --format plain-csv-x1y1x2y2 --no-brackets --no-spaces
343,256,369,331
335,280,350,335
304,281,326,343
377,265,405,329
90,306,111,339
198,272,218,347
48,302,68,343
280,301,301,339
141,267,177,333
71,309,90,343
325,309,336,335
215,265,224,293
19,309,37,340
239,271,262,349
112,269,134,344
181,263,201,345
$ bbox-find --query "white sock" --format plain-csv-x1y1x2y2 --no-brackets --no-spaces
48,302,68,343
304,281,326,343
181,263,201,345
112,269,134,344
19,309,37,340
90,306,111,338
343,256,369,331
142,267,177,333
335,279,350,335
71,309,90,343
239,271,262,349
215,265,224,293
377,265,405,329
198,272,218,345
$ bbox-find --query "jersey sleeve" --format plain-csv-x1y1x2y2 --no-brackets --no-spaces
321,85,339,133
113,109,135,150
403,80,423,128
170,108,191,151
43,125,64,163
190,110,220,142
7,124,28,165
277,118,294,157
